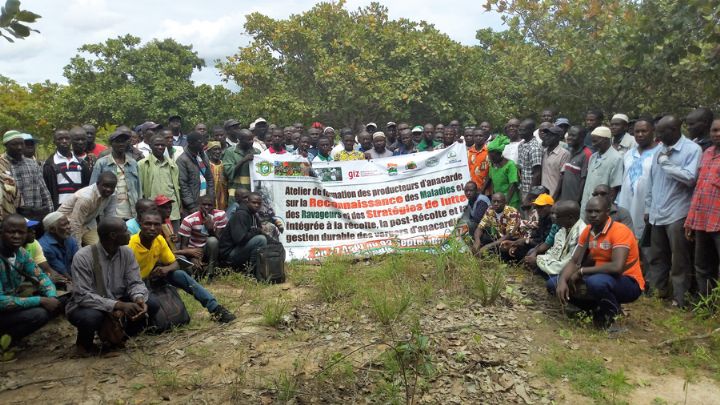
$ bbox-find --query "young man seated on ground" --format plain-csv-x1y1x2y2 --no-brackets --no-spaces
153,195,205,271
66,217,157,355
472,193,523,255
547,196,644,329
178,195,228,279
500,193,555,261
0,214,60,344
126,199,157,235
524,200,585,278
38,212,79,285
225,188,250,218
462,181,490,237
219,192,269,273
129,210,235,323
24,217,70,289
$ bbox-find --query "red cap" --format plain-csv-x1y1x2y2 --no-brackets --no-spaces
154,195,174,206
311,121,324,129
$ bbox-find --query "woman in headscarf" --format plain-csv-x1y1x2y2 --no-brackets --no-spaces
485,135,521,209
205,141,228,210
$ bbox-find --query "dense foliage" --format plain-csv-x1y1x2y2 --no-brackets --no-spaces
3,0,719,145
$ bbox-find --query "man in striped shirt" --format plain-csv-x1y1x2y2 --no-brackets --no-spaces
178,195,228,279
43,129,91,209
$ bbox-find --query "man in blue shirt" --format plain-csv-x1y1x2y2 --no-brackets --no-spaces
0,214,59,343
39,212,79,277
645,115,702,307
126,199,158,235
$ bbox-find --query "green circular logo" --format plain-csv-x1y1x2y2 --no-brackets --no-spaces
257,161,273,176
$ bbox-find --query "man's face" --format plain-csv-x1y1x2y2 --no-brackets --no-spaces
255,122,268,138
1,219,26,250
54,131,71,155
401,131,413,147
609,119,628,137
633,121,654,148
541,131,560,148
143,129,156,143
271,130,283,147
208,147,222,161
140,214,162,240
98,178,117,198
359,134,372,151
169,119,182,131
491,195,506,212
479,122,492,133
656,122,678,146
585,199,608,227
518,121,533,138
686,114,709,139
158,203,172,220
449,120,460,132
23,141,36,158
566,128,581,148
212,129,226,144
188,138,203,153
505,119,520,140
51,217,72,240
536,204,553,218
283,127,294,144
372,137,386,151
397,123,410,133
291,133,301,146
553,208,576,229
130,132,140,145
111,136,130,155
342,135,355,151
199,199,214,215
163,131,174,148
318,139,332,155
71,133,87,154
4,138,24,159
412,130,422,144
247,195,262,213
711,120,720,147
194,124,207,135
591,135,610,152
443,128,455,145
308,128,321,146
541,110,554,123
300,136,312,151
386,126,397,137
585,113,600,130
473,130,489,147
423,124,434,141
463,184,478,202
151,138,166,158
84,125,97,144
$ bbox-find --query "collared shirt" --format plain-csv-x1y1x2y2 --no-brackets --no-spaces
616,144,661,238
6,154,53,212
645,136,702,226
685,145,720,232
613,133,638,155
89,143,108,157
488,160,521,209
393,144,418,156
502,140,522,163
468,144,490,188
517,137,543,194
416,138,440,152
542,144,571,197
478,205,522,239
178,209,229,248
367,148,393,159
138,153,182,221
334,150,365,161
577,218,644,290
137,141,152,158
128,234,176,279
537,218,585,275
53,151,83,205
311,153,333,162
57,183,118,242
38,233,79,276
25,240,47,265
126,218,141,235
467,194,491,223
560,146,592,203
0,247,56,311
581,146,624,215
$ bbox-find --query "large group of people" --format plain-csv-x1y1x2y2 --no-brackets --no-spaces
0,106,718,354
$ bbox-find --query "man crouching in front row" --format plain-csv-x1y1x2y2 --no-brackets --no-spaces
66,217,157,356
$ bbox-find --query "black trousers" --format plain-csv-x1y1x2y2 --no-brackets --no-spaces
0,306,53,342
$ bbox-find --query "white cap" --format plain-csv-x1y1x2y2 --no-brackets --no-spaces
366,122,377,129
254,117,267,124
249,122,255,130
611,114,629,123
591,126,612,138
372,131,386,140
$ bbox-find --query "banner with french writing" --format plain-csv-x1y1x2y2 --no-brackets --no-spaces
250,142,471,260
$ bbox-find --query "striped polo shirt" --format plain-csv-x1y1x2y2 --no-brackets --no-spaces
178,209,228,247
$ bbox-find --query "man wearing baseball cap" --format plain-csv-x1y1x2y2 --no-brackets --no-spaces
137,121,163,158
2,130,53,219
609,113,637,155
169,115,187,147
579,126,623,218
91,129,141,220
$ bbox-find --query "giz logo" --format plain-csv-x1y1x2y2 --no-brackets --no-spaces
348,170,360,180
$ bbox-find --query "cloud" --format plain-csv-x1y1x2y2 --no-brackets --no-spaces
0,0,506,87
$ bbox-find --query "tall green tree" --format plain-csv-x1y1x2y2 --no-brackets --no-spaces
0,0,41,43
218,1,483,128
0,75,61,144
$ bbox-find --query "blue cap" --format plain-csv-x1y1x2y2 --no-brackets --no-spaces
554,118,570,126
21,133,36,143
25,218,39,227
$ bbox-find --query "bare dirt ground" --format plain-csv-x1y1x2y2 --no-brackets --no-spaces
1,257,719,404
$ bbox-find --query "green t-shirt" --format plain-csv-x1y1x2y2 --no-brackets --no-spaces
489,160,521,209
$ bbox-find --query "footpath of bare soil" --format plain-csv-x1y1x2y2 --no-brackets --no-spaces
1,257,719,405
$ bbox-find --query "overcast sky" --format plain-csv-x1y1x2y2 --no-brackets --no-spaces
0,0,505,87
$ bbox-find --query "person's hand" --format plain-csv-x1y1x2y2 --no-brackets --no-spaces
499,240,514,251
114,301,144,318
185,248,203,259
277,224,285,234
39,297,61,314
203,216,215,232
569,270,581,284
523,255,537,267
472,240,481,254
685,227,694,242
644,214,649,224
151,266,172,279
364,152,371,160
242,154,255,163
169,233,179,244
556,278,570,305
131,299,148,321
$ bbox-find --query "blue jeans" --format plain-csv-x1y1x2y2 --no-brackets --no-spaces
165,270,218,312
227,235,268,272
547,273,642,324
0,307,52,342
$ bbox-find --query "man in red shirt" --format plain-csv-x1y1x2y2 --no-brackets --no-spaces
685,118,720,296
83,124,107,156
178,195,228,279
548,196,644,329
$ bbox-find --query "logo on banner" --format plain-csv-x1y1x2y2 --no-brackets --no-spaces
256,161,273,176
405,161,417,170
387,163,398,176
446,150,461,164
426,157,439,167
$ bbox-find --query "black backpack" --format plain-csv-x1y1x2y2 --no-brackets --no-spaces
254,243,286,284
148,283,191,333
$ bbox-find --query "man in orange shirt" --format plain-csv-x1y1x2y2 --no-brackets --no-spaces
468,127,490,189
547,196,644,329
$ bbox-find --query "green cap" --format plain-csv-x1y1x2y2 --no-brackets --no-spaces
411,125,423,133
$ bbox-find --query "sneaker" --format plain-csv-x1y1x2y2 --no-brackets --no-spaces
211,305,236,323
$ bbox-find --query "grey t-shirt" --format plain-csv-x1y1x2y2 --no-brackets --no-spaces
367,148,393,159
559,146,592,203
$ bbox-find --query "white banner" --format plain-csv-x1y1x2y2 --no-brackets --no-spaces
251,143,471,260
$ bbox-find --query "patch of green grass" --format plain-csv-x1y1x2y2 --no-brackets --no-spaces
178,289,211,328
366,284,412,326
541,351,632,403
261,296,290,327
287,263,314,286
317,351,356,385
153,369,180,389
316,258,357,302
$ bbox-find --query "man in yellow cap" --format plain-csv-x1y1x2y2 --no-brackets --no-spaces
501,193,555,261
